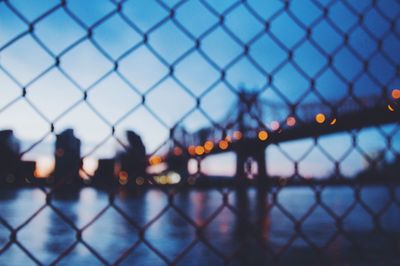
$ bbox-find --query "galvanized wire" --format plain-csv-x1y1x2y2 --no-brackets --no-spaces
0,0,399,265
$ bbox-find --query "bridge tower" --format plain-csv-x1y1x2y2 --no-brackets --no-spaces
235,140,266,180
232,90,267,180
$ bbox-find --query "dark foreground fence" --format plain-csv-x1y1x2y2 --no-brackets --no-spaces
0,0,400,265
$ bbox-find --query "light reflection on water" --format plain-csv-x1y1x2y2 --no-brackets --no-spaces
0,186,399,265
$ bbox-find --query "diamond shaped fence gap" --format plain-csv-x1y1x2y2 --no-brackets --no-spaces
17,207,77,265
148,20,194,64
34,8,87,55
92,14,142,60
8,0,59,22
146,78,196,127
0,1,399,265
0,2,28,48
0,69,21,109
175,1,218,38
27,68,82,121
60,40,113,89
1,35,54,85
0,99,50,145
87,72,141,125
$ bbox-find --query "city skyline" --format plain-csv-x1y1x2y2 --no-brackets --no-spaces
1,0,399,178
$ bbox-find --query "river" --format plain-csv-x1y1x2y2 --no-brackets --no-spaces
0,185,399,265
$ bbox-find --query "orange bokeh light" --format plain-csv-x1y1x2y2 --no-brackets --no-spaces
149,155,161,165
119,178,128,185
286,116,296,127
315,113,326,124
195,146,205,155
119,171,128,179
219,140,229,150
392,89,400,100
204,140,214,151
258,130,269,141
119,171,129,185
188,145,196,156
233,131,242,140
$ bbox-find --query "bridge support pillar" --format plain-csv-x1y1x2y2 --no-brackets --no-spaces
255,149,266,180
236,152,246,179
235,146,267,182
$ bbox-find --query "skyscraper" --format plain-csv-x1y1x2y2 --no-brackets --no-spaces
0,130,20,183
53,129,81,184
116,131,147,184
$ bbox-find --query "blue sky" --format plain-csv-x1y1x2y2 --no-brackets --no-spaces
0,0,399,177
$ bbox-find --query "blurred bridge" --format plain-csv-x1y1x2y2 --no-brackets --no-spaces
161,91,399,179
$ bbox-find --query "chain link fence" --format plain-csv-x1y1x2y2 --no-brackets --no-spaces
0,0,400,265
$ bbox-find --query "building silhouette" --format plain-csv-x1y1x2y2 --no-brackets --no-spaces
0,130,21,183
53,129,81,184
93,158,116,187
0,130,35,184
116,131,147,184
19,161,36,182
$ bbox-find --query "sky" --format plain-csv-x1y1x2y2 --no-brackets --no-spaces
0,0,399,177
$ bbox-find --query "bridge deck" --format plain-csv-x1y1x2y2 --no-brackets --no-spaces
204,103,399,156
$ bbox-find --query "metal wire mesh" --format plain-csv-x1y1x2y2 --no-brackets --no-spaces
0,0,400,265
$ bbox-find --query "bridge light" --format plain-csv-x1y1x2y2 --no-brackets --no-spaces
119,178,128,185
204,141,214,152
119,171,128,180
119,171,129,185
286,116,296,127
258,130,268,141
233,131,242,140
136,177,144,185
167,171,181,184
330,118,337,125
392,89,400,100
219,140,229,150
159,175,168,185
149,155,161,165
388,104,395,112
173,147,182,156
195,146,205,156
315,113,326,124
188,145,196,156
225,136,232,142
271,121,280,131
